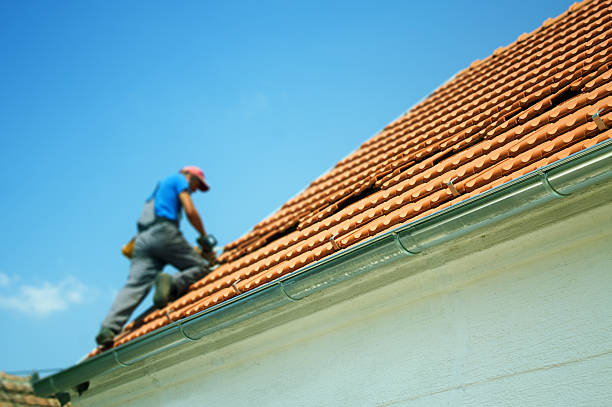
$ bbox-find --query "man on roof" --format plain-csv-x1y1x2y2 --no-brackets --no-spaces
96,166,217,347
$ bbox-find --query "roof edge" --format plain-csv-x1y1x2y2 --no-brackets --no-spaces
33,139,612,399
458,0,596,84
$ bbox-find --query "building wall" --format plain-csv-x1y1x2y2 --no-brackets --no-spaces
83,200,612,407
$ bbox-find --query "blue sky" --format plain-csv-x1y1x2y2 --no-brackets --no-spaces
0,0,574,374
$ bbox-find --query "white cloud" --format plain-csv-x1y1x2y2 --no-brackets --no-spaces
0,276,90,317
0,272,19,287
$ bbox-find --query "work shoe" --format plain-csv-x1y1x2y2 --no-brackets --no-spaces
95,326,116,347
153,273,175,309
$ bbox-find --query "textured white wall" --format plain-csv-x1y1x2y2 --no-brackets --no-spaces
83,200,612,407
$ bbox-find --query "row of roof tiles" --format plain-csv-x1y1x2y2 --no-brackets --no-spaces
93,0,612,354
219,49,611,265
223,4,611,259
0,373,60,407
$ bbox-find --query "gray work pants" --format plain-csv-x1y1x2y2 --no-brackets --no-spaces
102,222,209,333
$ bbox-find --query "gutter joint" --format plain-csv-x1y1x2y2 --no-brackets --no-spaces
539,170,570,198
279,282,299,302
113,350,132,368
178,321,199,341
395,231,422,255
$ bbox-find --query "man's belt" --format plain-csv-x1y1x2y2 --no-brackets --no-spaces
137,216,178,232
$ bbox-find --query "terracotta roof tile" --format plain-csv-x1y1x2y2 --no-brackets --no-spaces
0,373,62,407
90,0,612,354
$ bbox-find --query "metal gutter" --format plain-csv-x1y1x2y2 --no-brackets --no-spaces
33,140,612,398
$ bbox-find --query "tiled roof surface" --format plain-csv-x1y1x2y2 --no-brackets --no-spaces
92,0,612,356
0,373,61,407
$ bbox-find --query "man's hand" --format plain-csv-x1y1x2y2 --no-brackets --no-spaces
197,234,217,252
197,234,218,265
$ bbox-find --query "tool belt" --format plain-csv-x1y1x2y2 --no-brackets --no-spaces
123,218,179,259
122,237,136,259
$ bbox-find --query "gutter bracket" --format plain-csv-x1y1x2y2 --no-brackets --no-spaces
231,279,242,295
329,234,341,250
446,177,461,197
165,309,175,323
592,108,608,131
539,170,570,198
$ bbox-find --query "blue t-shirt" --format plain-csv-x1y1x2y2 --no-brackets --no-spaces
149,173,190,221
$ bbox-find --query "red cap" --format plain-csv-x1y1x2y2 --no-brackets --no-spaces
180,166,210,191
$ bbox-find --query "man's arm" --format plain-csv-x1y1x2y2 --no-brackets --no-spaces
179,191,206,236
